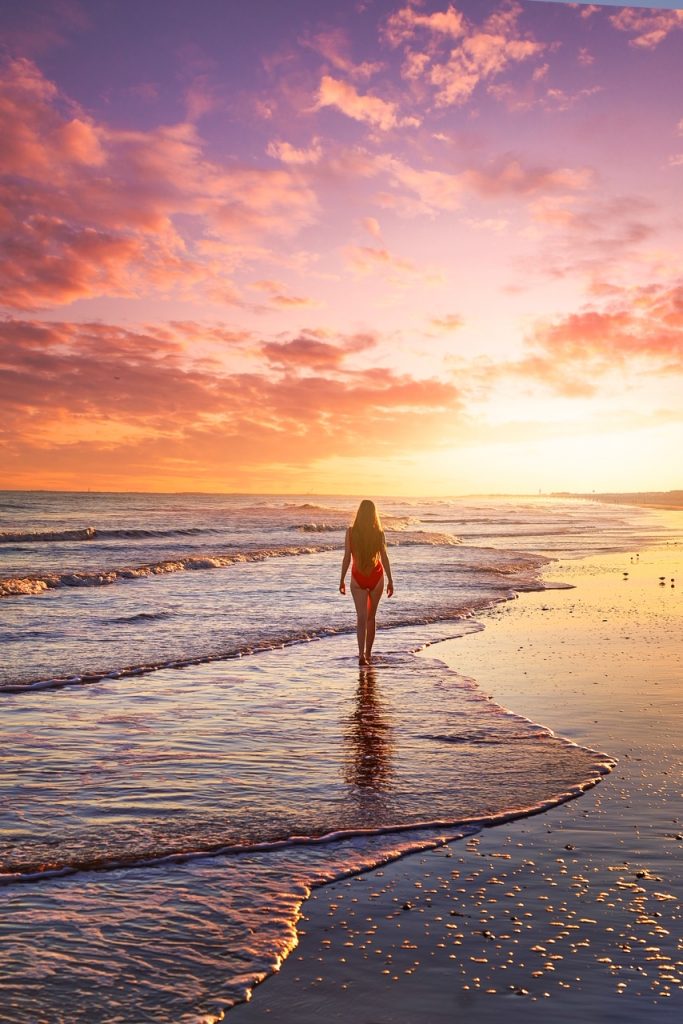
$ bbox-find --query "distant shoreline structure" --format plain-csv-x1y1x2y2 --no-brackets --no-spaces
549,491,683,510
0,488,681,507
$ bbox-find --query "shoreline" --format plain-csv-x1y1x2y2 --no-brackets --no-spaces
230,539,682,1021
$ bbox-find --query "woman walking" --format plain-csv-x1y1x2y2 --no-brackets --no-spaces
339,499,394,665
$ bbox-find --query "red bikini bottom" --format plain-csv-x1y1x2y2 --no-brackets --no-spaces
352,561,384,590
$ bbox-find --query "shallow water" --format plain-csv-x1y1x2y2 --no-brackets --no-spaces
0,493,677,1022
2,630,608,880
0,493,665,690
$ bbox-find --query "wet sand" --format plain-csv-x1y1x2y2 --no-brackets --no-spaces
231,541,682,1022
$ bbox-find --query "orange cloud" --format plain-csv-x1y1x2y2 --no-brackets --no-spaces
1,317,465,487
430,314,464,333
533,290,683,366
491,279,683,397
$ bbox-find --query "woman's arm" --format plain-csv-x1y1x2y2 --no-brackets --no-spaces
339,527,351,594
380,532,394,598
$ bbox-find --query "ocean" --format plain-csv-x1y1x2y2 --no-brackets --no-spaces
0,492,675,1022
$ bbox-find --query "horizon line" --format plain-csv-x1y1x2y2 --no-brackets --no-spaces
0,487,680,498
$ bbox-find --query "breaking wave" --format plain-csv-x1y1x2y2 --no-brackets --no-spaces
0,525,207,545
0,544,333,599
297,523,340,533
0,533,465,600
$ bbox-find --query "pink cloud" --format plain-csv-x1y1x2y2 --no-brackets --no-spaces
527,194,656,285
541,84,601,113
249,279,318,308
372,152,592,217
401,50,431,82
0,213,180,311
127,81,160,103
0,58,103,179
386,1,545,107
0,0,89,58
184,75,222,121
343,244,417,277
361,216,383,240
0,58,319,310
610,8,683,50
429,32,544,107
266,138,323,165
463,158,593,197
315,74,419,131
488,74,601,114
261,332,376,371
376,155,465,213
384,4,466,46
301,28,383,80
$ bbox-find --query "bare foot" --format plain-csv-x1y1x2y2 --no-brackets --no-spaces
364,652,373,664
359,654,369,666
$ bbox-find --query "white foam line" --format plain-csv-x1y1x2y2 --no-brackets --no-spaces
0,754,614,890
0,602,501,695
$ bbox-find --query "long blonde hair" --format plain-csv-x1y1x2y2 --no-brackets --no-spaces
350,499,383,572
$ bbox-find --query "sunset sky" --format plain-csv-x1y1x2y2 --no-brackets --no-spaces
1,0,682,494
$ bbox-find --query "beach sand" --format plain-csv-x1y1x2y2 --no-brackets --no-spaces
230,541,682,1022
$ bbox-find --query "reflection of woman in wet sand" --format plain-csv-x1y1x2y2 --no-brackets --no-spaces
339,499,394,666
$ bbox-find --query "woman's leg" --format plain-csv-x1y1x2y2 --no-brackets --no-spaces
364,578,384,661
350,581,369,663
